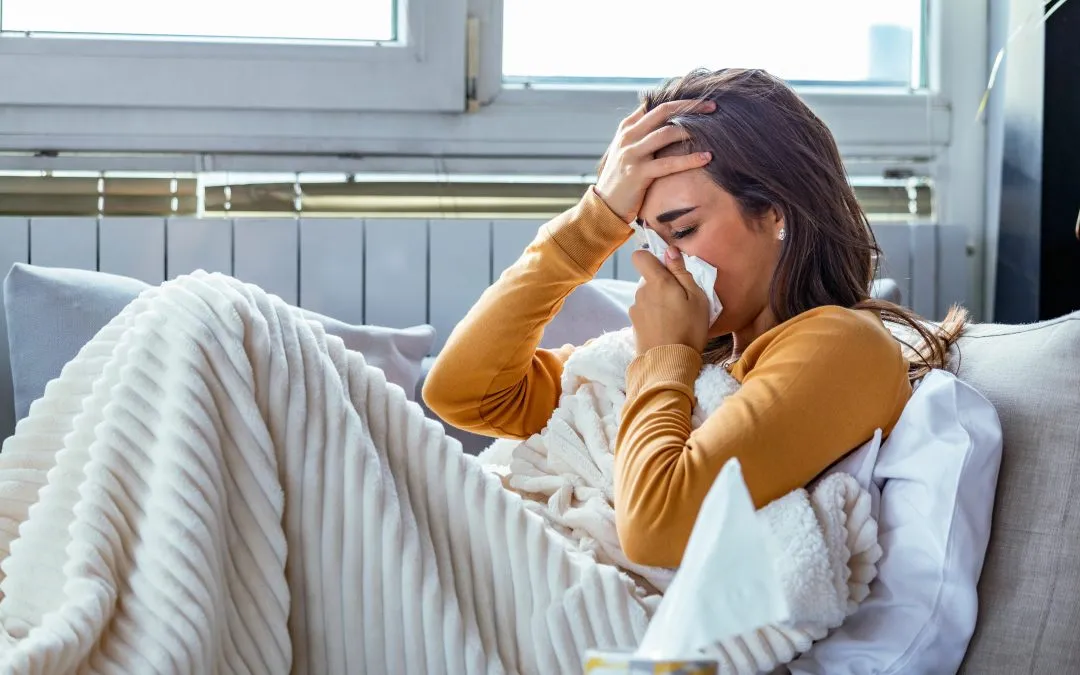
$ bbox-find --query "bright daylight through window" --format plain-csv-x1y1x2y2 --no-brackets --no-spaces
503,0,923,88
0,0,395,42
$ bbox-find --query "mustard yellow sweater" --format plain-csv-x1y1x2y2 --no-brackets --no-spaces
423,187,911,567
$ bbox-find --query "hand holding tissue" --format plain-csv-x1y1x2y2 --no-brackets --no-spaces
634,223,724,325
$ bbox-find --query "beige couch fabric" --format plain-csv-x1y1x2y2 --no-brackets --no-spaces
955,311,1080,674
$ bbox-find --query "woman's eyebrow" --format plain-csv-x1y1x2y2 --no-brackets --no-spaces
655,206,697,224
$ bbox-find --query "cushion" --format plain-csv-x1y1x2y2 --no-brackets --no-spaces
3,263,435,422
871,278,902,305
791,369,1003,674
538,277,634,349
950,312,1080,674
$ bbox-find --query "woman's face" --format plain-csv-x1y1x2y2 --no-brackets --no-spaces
639,168,782,338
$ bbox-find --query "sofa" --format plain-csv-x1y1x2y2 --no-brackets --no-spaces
2,263,1078,673
949,313,1080,673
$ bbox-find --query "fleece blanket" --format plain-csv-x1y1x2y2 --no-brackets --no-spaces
479,328,882,672
0,272,878,675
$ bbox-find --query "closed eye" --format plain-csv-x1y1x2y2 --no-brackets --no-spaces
671,225,698,240
641,206,699,231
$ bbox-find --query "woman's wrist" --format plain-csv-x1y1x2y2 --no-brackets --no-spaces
625,344,702,401
592,185,635,223
545,186,634,276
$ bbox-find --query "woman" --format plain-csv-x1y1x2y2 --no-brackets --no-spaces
424,68,964,569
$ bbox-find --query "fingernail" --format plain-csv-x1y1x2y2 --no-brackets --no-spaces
700,152,712,161
666,246,680,261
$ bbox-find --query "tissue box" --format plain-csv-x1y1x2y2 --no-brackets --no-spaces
583,649,717,675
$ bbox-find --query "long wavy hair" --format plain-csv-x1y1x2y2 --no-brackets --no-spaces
634,68,965,381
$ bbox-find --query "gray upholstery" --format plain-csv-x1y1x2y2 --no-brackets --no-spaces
4,265,148,423
3,263,435,426
955,312,1080,674
871,278,902,305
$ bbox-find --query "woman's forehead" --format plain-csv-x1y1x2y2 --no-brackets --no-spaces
644,169,713,202
641,170,728,223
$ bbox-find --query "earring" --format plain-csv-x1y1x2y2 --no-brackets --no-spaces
778,228,786,241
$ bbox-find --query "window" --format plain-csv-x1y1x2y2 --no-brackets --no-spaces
1,0,395,43
0,0,987,315
476,0,944,188
503,0,923,88
0,0,465,112
0,0,978,233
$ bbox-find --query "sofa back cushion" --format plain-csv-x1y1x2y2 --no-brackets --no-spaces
954,311,1080,674
3,264,434,427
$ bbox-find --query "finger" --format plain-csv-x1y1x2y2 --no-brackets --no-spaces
635,99,714,136
618,103,647,130
644,151,713,179
624,98,716,143
631,248,671,282
628,124,692,157
663,246,700,294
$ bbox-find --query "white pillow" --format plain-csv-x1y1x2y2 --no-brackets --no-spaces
790,370,1003,674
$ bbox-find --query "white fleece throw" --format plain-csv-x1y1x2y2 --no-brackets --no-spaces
0,273,879,675
479,328,882,673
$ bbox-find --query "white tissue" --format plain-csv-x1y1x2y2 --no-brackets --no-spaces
635,459,790,659
635,225,723,325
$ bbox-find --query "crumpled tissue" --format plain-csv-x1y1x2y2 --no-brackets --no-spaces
633,224,723,325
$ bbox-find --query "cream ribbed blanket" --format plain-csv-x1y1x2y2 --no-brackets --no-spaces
0,273,878,674
0,273,656,674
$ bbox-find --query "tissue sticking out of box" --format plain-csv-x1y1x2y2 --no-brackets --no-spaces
634,458,791,660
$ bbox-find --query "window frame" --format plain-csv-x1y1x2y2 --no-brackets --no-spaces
0,0,989,317
0,79,950,162
0,0,964,166
0,0,467,112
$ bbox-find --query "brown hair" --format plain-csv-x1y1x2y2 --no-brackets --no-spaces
638,68,965,381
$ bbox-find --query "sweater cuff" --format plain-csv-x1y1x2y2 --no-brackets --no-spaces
547,186,634,275
625,344,703,400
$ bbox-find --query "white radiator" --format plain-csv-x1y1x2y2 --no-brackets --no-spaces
0,215,968,434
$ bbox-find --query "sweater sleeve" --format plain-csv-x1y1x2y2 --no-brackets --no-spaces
614,307,911,568
422,186,633,440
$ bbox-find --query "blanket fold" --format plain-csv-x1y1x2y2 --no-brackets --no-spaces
0,273,879,675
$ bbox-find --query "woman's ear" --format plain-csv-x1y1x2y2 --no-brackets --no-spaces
768,207,786,238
